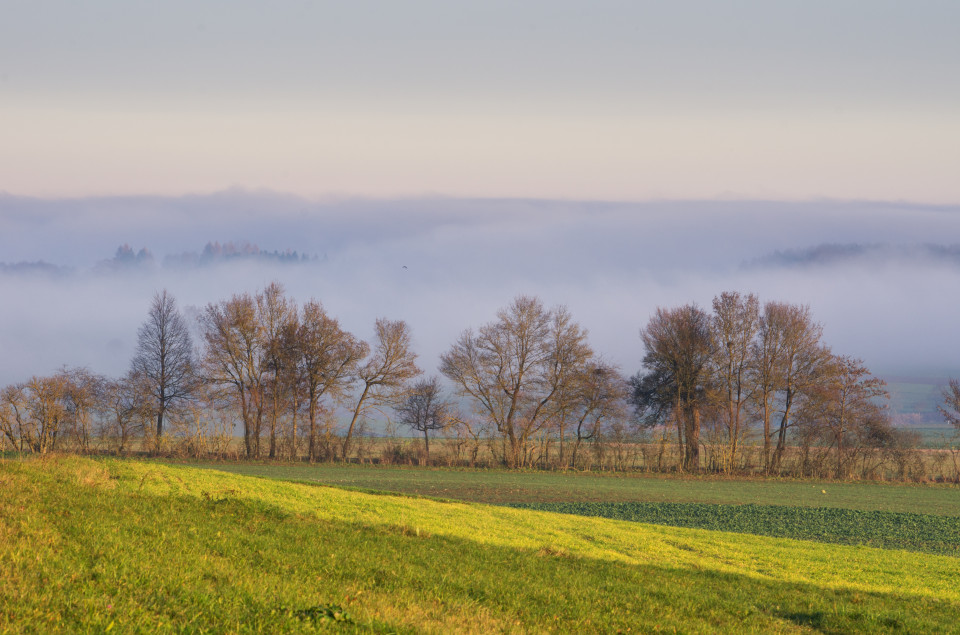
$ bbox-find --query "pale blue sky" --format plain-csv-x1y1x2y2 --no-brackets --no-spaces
1,1,958,201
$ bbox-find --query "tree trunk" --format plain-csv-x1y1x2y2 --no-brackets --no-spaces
507,428,521,469
761,393,772,473
343,384,371,461
684,406,701,472
239,386,253,458
269,400,278,459
155,387,166,452
307,386,318,462
771,389,795,472
290,402,298,461
155,410,164,451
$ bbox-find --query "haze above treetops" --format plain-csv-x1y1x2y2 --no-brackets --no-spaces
1,192,959,387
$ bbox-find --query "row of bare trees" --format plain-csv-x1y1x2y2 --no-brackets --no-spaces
630,292,904,476
169,283,420,460
3,287,959,479
0,368,146,455
1,284,422,460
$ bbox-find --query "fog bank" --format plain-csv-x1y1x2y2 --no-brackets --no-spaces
2,193,959,387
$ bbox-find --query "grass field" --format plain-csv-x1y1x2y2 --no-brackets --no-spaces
3,456,959,633
188,461,960,516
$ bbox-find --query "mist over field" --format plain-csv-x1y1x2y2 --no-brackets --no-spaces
2,191,959,389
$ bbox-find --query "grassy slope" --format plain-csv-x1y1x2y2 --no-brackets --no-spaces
1,457,958,633
189,461,960,516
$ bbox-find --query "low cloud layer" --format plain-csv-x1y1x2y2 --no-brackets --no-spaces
2,192,959,387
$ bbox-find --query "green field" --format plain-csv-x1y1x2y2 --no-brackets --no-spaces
508,501,960,556
3,457,959,633
193,461,960,559
188,461,960,516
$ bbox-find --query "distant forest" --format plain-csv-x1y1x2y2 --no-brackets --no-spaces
2,282,959,482
7,240,960,276
0,241,317,276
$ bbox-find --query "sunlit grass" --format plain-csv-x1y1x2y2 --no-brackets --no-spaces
2,456,958,633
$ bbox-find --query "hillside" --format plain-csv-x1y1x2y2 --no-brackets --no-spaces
2,457,958,632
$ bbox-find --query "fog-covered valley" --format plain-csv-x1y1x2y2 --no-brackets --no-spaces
3,192,959,398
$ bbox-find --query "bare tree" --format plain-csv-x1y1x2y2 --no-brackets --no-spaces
441,295,593,468
710,292,759,472
8,373,71,455
100,374,147,453
298,300,367,461
342,319,420,460
131,290,196,450
630,304,713,472
199,292,267,458
799,355,889,477
394,376,451,461
569,361,628,469
62,367,104,453
0,384,28,453
258,282,298,459
751,303,788,472
760,302,830,472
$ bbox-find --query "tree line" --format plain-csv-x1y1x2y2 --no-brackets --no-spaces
631,293,907,478
2,285,959,479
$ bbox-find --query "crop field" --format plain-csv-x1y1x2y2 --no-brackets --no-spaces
4,457,960,633
508,502,960,556
189,461,960,515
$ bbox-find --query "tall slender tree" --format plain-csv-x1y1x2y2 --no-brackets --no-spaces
298,300,367,462
343,319,420,460
763,302,829,472
710,292,759,472
258,282,297,459
751,303,788,472
130,290,196,450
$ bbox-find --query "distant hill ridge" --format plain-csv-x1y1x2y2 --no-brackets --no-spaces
749,243,960,269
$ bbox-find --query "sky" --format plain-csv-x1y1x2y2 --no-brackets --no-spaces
1,2,959,407
1,1,958,202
